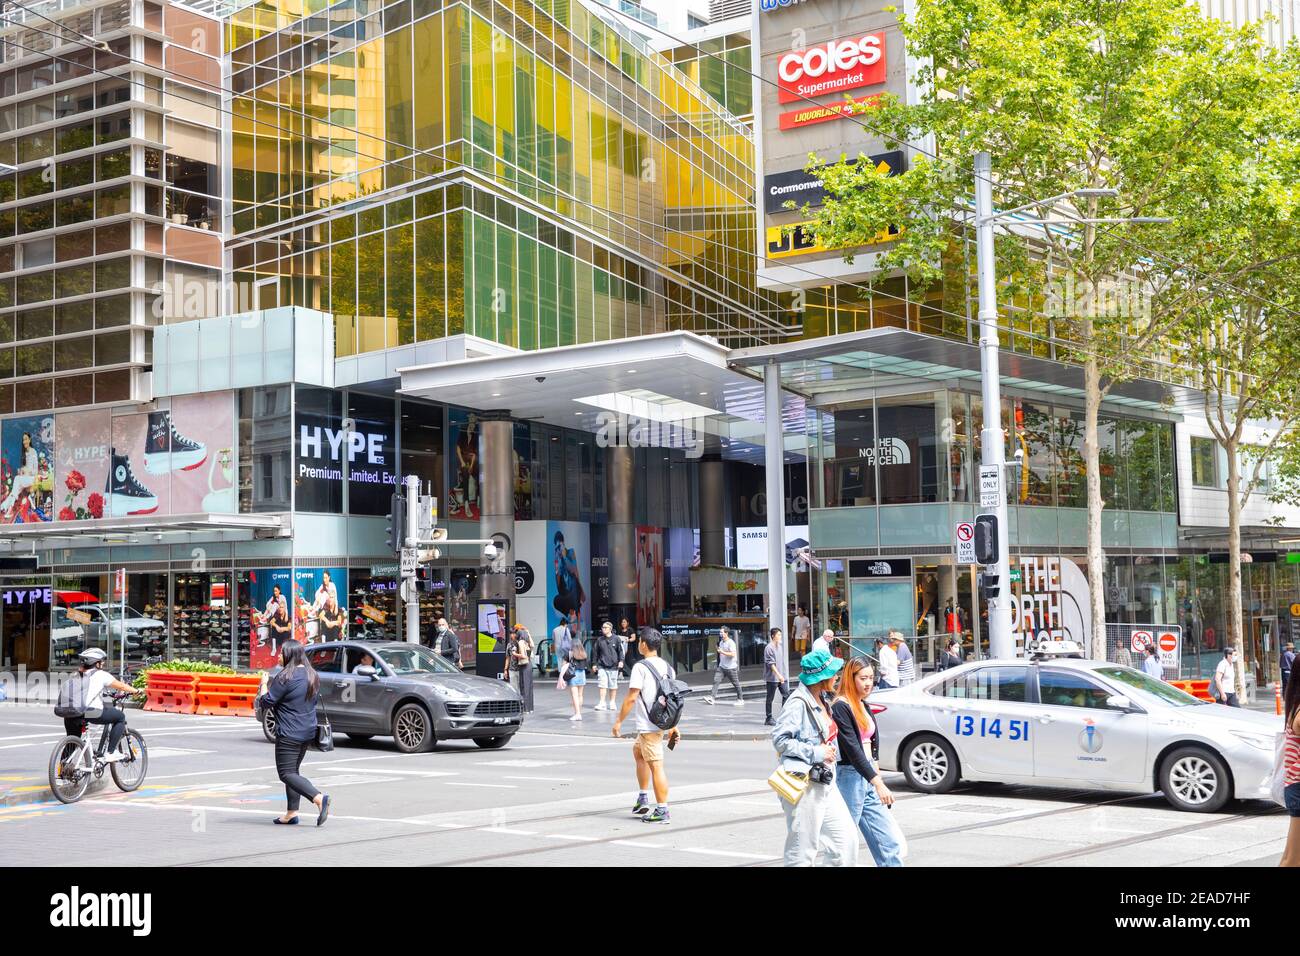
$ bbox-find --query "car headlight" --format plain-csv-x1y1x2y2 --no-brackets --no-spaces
1229,730,1276,751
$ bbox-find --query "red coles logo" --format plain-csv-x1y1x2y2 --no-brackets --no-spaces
777,33,886,104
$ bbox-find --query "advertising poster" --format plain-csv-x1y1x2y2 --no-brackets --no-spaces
736,525,813,570
590,524,610,627
0,414,55,523
514,421,532,520
247,568,293,670
635,526,664,627
345,393,397,516
548,520,590,636
169,392,237,514
54,408,109,522
665,527,694,612
108,411,170,517
448,409,481,519
291,567,348,645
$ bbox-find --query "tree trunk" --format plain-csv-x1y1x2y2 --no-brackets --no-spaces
1084,335,1107,661
1225,438,1246,699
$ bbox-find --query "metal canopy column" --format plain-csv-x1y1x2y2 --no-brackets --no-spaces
607,444,637,628
764,359,788,680
478,414,515,612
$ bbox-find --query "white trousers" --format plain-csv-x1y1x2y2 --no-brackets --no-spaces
780,775,859,867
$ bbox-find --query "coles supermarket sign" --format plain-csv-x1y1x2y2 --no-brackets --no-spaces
777,33,885,104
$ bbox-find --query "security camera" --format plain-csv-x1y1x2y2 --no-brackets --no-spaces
535,376,546,384
483,542,499,560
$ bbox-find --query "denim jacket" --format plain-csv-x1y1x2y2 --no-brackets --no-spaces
771,683,837,779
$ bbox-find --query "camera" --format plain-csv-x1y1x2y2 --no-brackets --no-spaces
809,764,834,786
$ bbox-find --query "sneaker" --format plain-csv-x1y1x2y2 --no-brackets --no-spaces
642,807,670,825
100,752,125,764
632,797,651,816
594,703,606,711
108,451,158,516
569,713,583,721
144,410,207,475
703,696,715,706
734,700,745,707
764,717,775,726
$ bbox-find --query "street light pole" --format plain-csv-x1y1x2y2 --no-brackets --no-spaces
974,151,1015,659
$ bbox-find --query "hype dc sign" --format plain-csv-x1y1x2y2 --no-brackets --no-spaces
777,33,886,104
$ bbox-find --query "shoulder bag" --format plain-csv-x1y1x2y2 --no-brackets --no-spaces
766,695,827,806
313,697,334,752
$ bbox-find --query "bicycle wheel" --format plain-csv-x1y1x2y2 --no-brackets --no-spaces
48,737,91,804
110,730,148,792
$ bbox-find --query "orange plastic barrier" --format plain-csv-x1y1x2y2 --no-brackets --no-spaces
1169,678,1213,701
143,672,199,714
193,673,262,718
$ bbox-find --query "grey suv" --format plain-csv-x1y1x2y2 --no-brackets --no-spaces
257,640,524,753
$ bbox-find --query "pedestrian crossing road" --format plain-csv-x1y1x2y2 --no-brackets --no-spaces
0,705,1285,866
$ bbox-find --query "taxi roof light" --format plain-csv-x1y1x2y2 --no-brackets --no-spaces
1027,638,1085,660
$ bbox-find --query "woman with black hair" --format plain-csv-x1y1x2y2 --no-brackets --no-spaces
257,639,331,826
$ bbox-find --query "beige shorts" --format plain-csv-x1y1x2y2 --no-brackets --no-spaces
633,731,664,763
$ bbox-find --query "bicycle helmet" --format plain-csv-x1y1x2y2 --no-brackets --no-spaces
76,647,108,667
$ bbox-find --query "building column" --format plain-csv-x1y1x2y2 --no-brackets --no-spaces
764,360,788,679
607,444,637,628
478,414,515,607
699,435,725,567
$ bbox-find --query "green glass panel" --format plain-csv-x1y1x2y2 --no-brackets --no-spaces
415,214,446,341
387,223,415,346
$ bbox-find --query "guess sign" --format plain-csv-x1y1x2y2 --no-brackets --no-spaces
777,33,886,104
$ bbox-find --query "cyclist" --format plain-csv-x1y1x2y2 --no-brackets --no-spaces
63,648,135,762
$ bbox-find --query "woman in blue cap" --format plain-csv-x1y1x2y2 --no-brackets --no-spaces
770,648,858,867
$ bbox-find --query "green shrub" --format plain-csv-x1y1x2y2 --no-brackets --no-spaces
131,658,238,691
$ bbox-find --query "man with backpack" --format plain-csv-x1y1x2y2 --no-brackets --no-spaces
612,627,686,825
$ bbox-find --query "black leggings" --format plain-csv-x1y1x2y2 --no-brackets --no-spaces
64,706,126,753
275,737,320,812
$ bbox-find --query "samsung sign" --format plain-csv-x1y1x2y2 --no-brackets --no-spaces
763,151,904,214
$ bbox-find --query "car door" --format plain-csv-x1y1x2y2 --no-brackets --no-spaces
335,645,395,732
1031,668,1149,785
932,665,1037,779
306,645,345,726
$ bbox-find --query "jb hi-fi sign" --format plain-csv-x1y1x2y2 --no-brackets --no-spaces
777,33,886,105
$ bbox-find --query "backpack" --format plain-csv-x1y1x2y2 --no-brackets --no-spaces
54,673,88,718
638,658,692,730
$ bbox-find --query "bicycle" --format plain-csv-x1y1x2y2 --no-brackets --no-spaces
47,693,149,805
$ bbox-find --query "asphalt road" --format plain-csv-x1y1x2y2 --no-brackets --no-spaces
0,704,1286,867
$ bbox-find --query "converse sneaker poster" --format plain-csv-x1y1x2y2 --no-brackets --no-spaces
167,392,235,514
109,412,168,517
0,415,55,523
54,408,110,522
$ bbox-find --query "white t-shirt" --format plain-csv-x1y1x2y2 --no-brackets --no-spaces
878,643,900,685
630,657,674,735
83,669,116,711
812,635,831,655
1214,658,1235,696
1142,655,1164,679
717,636,738,670
793,615,811,640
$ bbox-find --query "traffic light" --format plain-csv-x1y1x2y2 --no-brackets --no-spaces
978,570,1001,600
974,513,998,565
385,492,405,553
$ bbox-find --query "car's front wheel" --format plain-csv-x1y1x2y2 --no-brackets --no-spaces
474,735,513,750
392,703,435,753
1160,746,1230,812
901,734,960,793
260,708,277,743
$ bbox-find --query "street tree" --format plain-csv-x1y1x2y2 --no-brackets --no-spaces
802,0,1300,659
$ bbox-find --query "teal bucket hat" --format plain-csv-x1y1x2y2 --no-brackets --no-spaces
798,648,844,685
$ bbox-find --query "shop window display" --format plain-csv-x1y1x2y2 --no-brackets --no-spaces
349,570,398,642
173,572,232,666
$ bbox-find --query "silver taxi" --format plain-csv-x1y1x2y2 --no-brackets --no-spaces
873,645,1280,812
